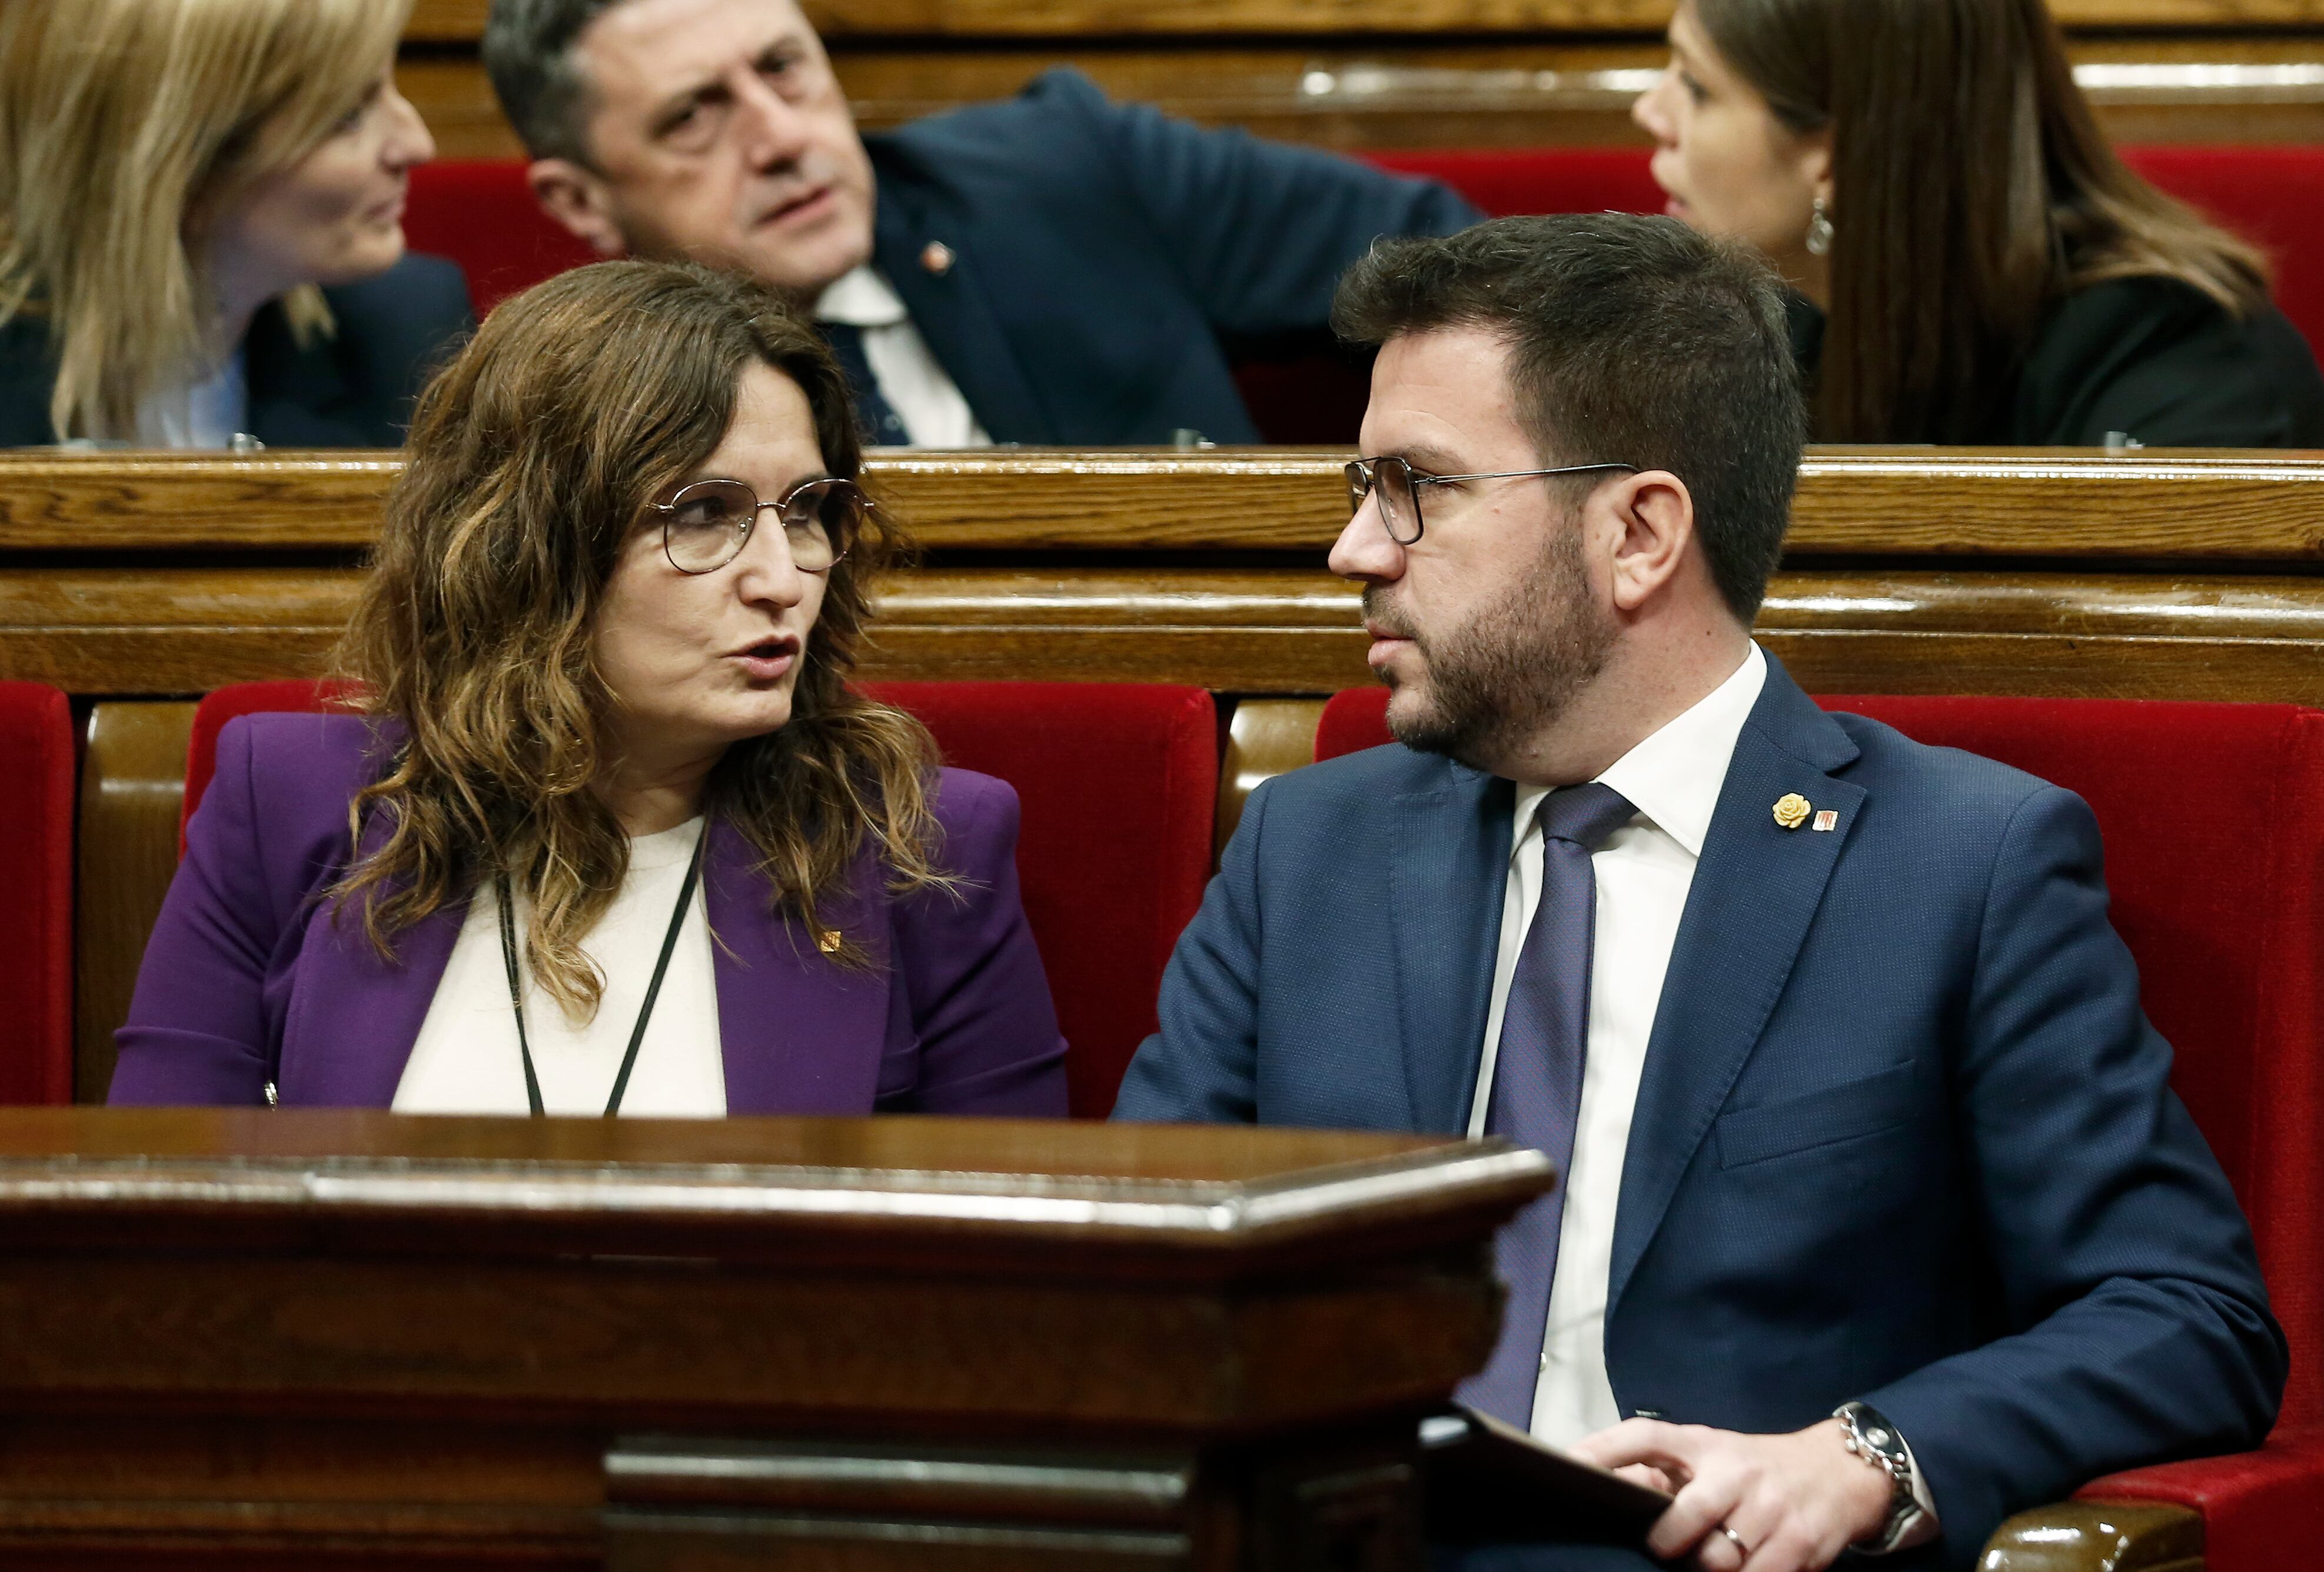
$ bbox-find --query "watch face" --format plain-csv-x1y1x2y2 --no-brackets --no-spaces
1847,1404,1906,1464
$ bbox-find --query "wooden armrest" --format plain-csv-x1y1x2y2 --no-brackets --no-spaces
1979,1499,2203,1571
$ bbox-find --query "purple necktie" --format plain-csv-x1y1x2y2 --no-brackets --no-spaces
1458,781,1637,1430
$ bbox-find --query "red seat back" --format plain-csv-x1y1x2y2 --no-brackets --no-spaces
860,682,1217,1117
1317,685,2324,1424
404,161,598,319
185,679,1218,1119
0,682,74,1104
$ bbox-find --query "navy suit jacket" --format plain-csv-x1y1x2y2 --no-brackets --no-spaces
862,68,1481,444
0,253,471,448
1114,657,2283,1569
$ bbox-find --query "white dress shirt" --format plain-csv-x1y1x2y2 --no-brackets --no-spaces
394,817,726,1117
1467,642,1936,1543
814,265,992,449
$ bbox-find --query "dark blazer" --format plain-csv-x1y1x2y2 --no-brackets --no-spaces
1113,656,2283,1570
0,253,472,448
862,68,1481,444
109,712,1070,1117
1790,275,2324,445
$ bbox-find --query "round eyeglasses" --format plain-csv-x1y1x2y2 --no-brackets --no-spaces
649,475,868,575
1345,455,1641,547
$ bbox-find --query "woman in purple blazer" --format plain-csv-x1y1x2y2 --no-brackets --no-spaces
111,261,1068,1118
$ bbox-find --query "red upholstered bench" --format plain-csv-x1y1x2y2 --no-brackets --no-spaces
0,682,74,1104
1316,686,2324,1567
184,679,1216,1118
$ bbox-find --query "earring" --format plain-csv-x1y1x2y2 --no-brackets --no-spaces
1806,196,1835,257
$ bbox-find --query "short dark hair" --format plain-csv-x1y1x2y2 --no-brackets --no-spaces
1331,214,1803,622
483,0,630,164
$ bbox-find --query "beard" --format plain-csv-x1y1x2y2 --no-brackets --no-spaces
1365,521,1615,767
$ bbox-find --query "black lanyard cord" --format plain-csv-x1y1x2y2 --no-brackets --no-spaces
496,821,710,1118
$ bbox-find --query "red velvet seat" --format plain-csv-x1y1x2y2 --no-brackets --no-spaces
1317,685,2324,1563
185,680,1217,1118
405,161,597,318
0,682,74,1104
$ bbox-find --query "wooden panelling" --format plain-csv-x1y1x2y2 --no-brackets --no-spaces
12,449,2324,560
12,565,2324,700
403,0,2324,39
0,453,395,551
75,704,197,1104
400,39,2324,159
1218,701,1328,856
0,569,357,692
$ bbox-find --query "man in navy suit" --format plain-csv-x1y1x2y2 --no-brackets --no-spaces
1112,215,2282,1571
481,0,1478,445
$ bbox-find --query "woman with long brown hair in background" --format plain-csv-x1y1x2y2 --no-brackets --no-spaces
110,260,1068,1118
1633,0,2324,445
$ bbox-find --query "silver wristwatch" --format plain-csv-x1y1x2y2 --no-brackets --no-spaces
1833,1401,1923,1554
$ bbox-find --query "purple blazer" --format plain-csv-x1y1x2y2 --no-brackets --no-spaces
110,712,1070,1115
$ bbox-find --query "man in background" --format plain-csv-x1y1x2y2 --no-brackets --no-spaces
484,0,1479,446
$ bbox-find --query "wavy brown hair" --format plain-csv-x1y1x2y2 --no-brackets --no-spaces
333,259,943,1017
1693,0,2270,442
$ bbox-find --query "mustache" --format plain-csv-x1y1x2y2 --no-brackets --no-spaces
1362,587,1419,643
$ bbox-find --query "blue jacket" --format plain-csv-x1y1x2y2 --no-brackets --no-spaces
863,68,1481,444
1115,657,2283,1569
0,252,471,448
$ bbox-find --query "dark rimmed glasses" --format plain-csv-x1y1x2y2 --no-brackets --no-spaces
1345,455,1642,547
650,475,869,575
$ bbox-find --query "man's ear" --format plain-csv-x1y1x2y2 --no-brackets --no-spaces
1601,469,1696,615
528,158,629,258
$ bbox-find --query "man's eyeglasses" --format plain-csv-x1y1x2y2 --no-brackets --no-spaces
650,476,869,575
1345,455,1641,547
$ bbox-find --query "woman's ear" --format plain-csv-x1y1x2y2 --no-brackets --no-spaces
1798,124,1834,208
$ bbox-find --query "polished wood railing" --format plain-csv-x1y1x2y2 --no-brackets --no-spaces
397,0,2324,157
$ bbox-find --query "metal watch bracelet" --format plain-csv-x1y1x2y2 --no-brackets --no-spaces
1833,1401,1922,1554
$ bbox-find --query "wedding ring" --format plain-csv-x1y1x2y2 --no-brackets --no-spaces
1720,1526,1750,1556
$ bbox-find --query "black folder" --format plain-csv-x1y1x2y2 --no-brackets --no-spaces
1422,1407,1674,1547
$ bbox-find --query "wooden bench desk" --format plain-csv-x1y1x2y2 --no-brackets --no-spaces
0,1105,1548,1568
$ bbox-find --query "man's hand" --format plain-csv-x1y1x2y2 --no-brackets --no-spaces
1569,1417,1891,1572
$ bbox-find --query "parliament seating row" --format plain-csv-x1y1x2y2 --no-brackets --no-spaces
404,143,2324,419
9,672,2324,1568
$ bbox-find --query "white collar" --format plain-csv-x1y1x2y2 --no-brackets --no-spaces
1512,642,1768,860
813,265,909,328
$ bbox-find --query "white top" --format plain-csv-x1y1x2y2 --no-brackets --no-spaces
394,817,727,1117
1471,642,1936,1541
815,265,992,449
134,350,248,449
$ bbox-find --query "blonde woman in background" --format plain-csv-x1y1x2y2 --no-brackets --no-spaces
0,0,470,447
